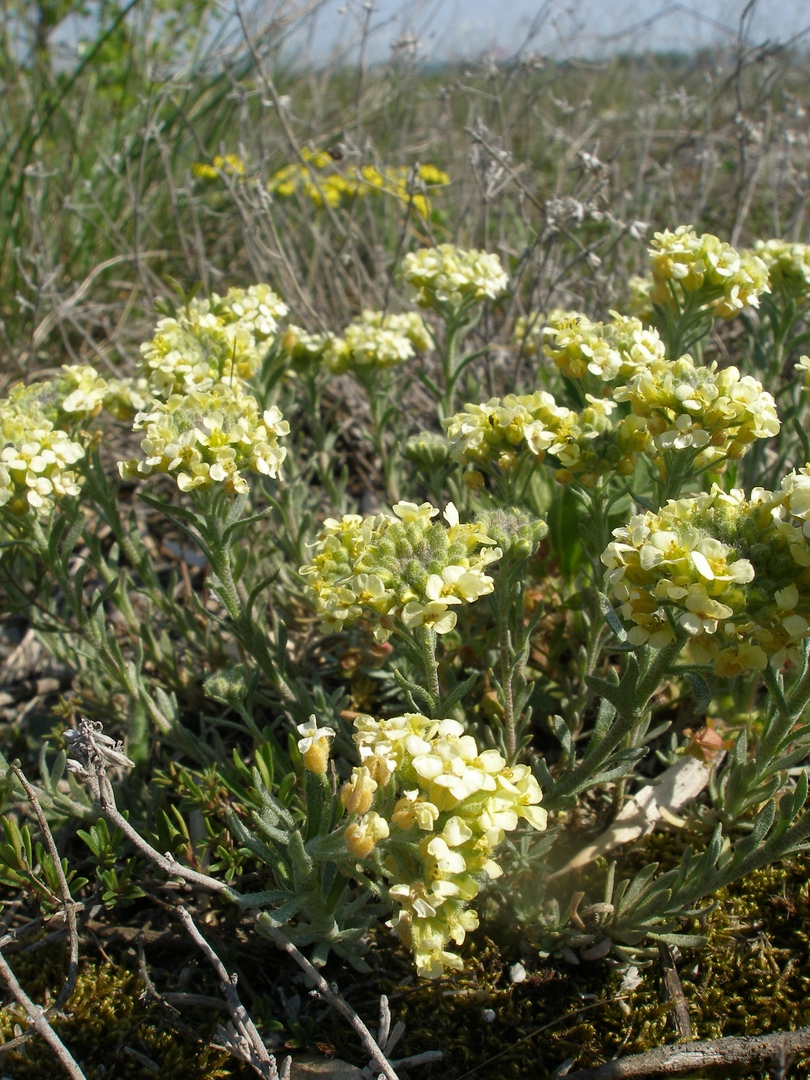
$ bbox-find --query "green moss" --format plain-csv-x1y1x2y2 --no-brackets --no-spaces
0,948,247,1078
340,846,810,1080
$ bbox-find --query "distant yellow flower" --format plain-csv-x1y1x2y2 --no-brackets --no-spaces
267,151,447,216
417,164,450,186
191,154,245,181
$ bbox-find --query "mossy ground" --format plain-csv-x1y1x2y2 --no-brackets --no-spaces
4,841,807,1078
338,841,810,1080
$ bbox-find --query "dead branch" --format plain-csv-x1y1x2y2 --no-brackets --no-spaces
176,904,289,1080
561,1024,810,1079
10,764,80,1012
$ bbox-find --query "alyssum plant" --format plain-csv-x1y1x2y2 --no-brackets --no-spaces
4,228,810,991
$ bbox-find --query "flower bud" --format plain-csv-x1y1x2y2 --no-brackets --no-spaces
340,766,377,815
345,811,389,858
403,431,451,470
203,664,248,707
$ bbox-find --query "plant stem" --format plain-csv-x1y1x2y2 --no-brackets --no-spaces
419,627,441,716
497,581,517,762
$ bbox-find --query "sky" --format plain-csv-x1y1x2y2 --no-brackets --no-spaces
296,0,810,63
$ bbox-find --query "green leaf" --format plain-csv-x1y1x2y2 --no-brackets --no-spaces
684,670,712,714
647,931,708,948
442,671,480,714
258,895,303,927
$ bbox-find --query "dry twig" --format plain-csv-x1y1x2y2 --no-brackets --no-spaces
561,1024,810,1079
176,904,289,1080
10,764,80,1011
0,765,84,1068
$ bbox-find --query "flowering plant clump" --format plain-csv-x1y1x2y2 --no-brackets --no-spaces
613,354,780,468
14,202,810,1060
648,225,770,317
324,311,432,374
601,483,810,672
542,310,666,383
299,501,502,637
338,712,547,978
139,285,287,398
118,384,289,494
402,244,509,314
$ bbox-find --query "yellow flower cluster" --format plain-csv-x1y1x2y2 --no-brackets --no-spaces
324,311,431,374
268,151,448,216
443,391,570,468
551,398,650,487
299,501,501,639
118,384,289,495
0,406,85,516
613,354,780,468
442,391,649,484
752,239,810,298
402,244,509,313
339,712,546,978
191,154,246,181
543,311,666,383
602,482,810,673
139,285,288,398
9,364,108,427
280,325,334,369
0,364,116,516
649,226,770,317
